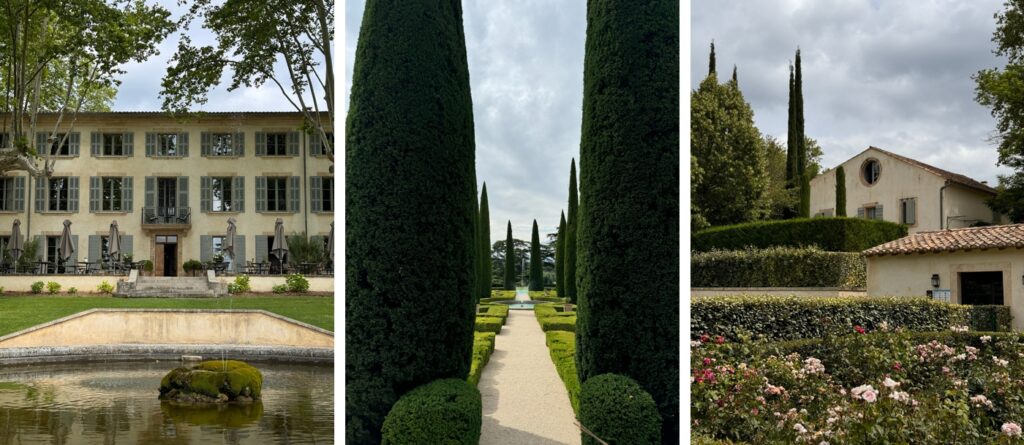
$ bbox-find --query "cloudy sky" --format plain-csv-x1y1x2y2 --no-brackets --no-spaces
345,1,586,244
692,0,1013,185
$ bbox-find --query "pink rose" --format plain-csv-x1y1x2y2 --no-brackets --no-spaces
862,390,878,403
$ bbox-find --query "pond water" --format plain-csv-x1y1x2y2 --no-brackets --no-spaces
0,360,333,444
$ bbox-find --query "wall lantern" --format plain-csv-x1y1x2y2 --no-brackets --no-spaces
931,274,940,288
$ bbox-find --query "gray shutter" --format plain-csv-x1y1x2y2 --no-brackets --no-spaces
907,199,916,225
13,176,24,211
36,132,47,152
69,177,79,213
34,236,43,260
200,235,212,262
235,132,245,156
122,235,133,256
255,132,266,156
255,235,268,262
89,177,100,212
89,235,101,262
289,176,300,213
857,207,865,219
201,132,211,156
91,132,101,156
877,205,884,220
69,132,80,156
233,176,245,212
179,132,189,157
70,235,78,263
124,132,134,157
309,132,321,156
200,176,211,212
234,235,245,266
145,176,155,211
287,131,299,156
35,176,45,212
145,133,155,157
310,176,322,213
178,176,189,210
256,176,267,212
123,177,133,211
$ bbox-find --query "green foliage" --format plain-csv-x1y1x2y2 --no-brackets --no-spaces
987,173,1024,223
478,185,491,300
160,360,262,400
486,290,516,301
835,166,847,216
11,238,40,272
529,289,564,302
380,379,481,445
529,220,544,291
556,211,566,298
760,136,798,220
566,160,579,302
691,295,1012,342
285,274,310,293
96,281,114,295
228,275,251,294
692,217,907,252
503,222,516,290
691,247,866,288
545,330,581,414
66,287,77,295
286,233,326,265
30,281,44,294
271,284,288,294
579,374,662,445
477,304,509,325
535,303,577,332
140,260,154,272
794,50,809,218
474,317,503,334
577,0,679,440
467,332,496,386
183,259,204,276
46,282,61,294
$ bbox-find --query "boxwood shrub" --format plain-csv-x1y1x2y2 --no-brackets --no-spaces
579,374,661,445
535,303,577,332
381,378,481,445
545,330,581,414
691,295,1012,342
692,217,907,252
692,247,866,288
474,317,503,333
477,304,509,325
467,332,496,386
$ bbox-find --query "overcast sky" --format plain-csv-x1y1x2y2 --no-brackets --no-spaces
692,0,1013,185
345,1,586,244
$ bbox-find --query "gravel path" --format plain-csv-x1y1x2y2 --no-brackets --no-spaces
478,309,580,445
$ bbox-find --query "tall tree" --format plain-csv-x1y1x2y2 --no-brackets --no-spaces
345,2,477,443
708,41,715,76
503,221,516,290
731,65,738,86
576,0,679,442
565,159,579,302
835,166,847,216
762,135,798,220
785,64,797,193
529,220,543,291
556,211,566,297
795,49,810,217
478,183,491,299
161,0,335,164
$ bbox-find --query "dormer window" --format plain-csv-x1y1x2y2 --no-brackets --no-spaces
862,159,881,185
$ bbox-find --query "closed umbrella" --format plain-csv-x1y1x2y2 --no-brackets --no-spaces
327,221,334,262
271,218,288,273
225,218,237,272
58,219,74,272
107,220,121,262
8,219,23,272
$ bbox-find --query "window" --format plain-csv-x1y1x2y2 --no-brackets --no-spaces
102,134,124,156
318,132,333,155
212,133,234,156
49,134,71,156
900,198,917,225
48,177,70,211
321,177,334,212
266,133,287,156
0,177,12,211
267,177,287,211
862,159,881,185
0,236,9,264
157,133,178,156
211,177,234,212
46,236,60,263
865,206,879,220
0,133,9,148
101,177,124,211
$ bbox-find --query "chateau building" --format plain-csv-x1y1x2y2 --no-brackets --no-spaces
0,112,333,276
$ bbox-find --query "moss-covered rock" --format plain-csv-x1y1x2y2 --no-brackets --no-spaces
159,360,262,404
160,399,264,427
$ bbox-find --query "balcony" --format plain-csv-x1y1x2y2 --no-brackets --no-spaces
141,207,191,230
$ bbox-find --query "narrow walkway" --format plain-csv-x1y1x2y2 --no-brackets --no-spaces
478,307,580,444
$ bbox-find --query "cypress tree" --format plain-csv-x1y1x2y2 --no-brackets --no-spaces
835,166,847,216
576,0,679,442
529,220,543,291
708,41,715,76
345,2,477,443
785,64,796,191
795,49,810,217
566,159,579,302
556,211,566,298
479,184,491,299
503,221,515,290
731,65,737,86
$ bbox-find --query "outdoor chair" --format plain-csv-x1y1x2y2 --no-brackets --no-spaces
176,208,191,224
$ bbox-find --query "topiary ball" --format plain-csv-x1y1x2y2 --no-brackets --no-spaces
578,373,661,445
381,379,481,445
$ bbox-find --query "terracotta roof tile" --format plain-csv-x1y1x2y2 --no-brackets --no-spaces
863,224,1024,257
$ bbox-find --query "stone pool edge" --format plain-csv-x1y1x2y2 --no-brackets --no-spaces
0,344,333,365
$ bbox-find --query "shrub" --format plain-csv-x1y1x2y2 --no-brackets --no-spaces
477,304,509,325
286,233,326,265
692,217,907,252
691,246,866,288
0,287,3,295
271,284,287,294
381,379,481,445
46,281,61,294
285,274,309,293
183,259,204,276
579,374,661,445
545,331,581,414
535,304,577,332
692,295,1012,342
67,287,77,295
487,290,516,301
30,281,44,294
474,317,503,333
467,332,496,386
228,275,251,294
97,280,115,294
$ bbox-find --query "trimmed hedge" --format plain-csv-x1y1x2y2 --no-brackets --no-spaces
467,332,496,386
691,246,866,288
692,295,1012,342
692,217,907,252
579,374,661,445
488,290,516,301
535,303,577,332
545,330,581,414
477,304,509,325
381,379,481,445
474,317,503,334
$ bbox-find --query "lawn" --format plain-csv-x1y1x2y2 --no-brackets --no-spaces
0,295,334,336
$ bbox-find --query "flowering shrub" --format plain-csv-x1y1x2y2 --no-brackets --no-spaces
692,331,1024,444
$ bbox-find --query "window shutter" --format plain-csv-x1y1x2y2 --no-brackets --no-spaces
145,133,155,157
255,132,266,156
34,236,43,260
179,132,189,157
89,177,100,212
256,176,267,212
124,132,134,157
287,131,299,156
123,177,133,211
35,177,45,212
201,132,211,156
13,176,24,211
91,132,101,157
234,235,245,265
178,176,189,210
200,235,212,262
876,205,884,220
256,235,268,262
857,207,865,219
309,132,321,156
69,132,80,156
144,176,155,210
70,235,79,263
69,177,80,213
310,176,322,213
235,132,245,156
123,235,133,256
907,199,916,225
233,176,245,212
89,235,101,262
200,176,211,212
289,176,300,212
36,132,47,153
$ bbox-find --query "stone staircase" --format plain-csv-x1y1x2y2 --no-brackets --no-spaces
115,273,226,298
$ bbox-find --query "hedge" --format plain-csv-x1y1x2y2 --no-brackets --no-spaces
535,303,577,332
692,217,907,252
545,331,581,414
381,379,481,445
579,374,661,445
467,332,496,386
477,304,509,325
488,290,516,301
474,317,503,334
691,295,1012,342
691,246,866,288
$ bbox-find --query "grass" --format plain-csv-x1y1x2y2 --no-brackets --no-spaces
467,332,496,386
0,295,334,336
535,303,577,333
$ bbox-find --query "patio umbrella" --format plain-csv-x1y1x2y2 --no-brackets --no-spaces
58,219,74,270
107,220,121,262
8,219,23,271
327,221,334,262
271,218,289,265
225,218,237,271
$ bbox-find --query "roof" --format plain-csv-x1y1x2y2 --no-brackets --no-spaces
863,224,1024,257
864,146,997,195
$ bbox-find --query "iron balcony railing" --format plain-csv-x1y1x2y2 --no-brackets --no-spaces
142,206,191,225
